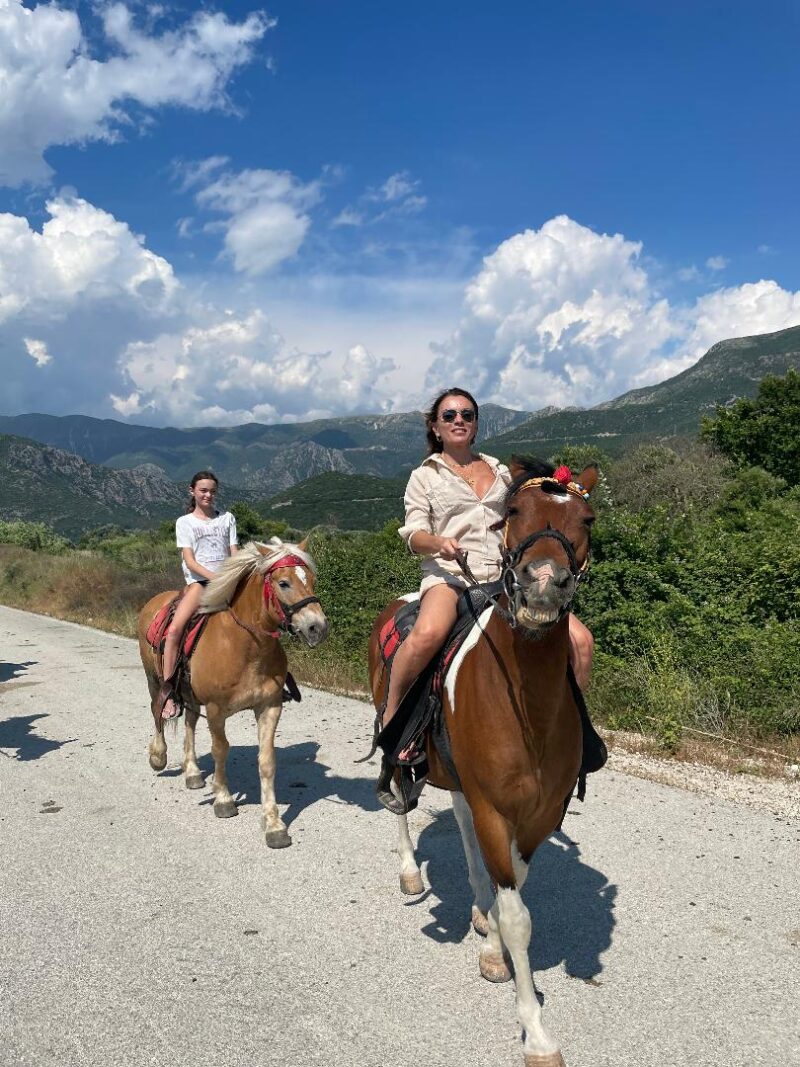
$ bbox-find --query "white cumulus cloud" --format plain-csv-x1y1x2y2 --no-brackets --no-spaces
429,216,800,409
185,160,321,274
23,337,52,367
0,0,271,186
113,311,396,425
0,195,178,323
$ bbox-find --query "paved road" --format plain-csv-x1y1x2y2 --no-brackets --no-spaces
1,605,798,1067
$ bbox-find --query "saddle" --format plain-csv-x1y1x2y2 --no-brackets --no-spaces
146,593,209,664
371,582,607,815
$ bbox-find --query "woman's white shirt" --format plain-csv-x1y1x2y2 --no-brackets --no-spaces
175,511,238,585
397,453,511,586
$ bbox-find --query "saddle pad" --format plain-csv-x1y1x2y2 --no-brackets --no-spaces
146,597,209,658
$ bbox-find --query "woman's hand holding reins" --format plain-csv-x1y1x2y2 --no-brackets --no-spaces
437,536,463,561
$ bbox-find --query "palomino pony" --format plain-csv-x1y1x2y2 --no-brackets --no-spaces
138,538,328,848
368,459,599,1066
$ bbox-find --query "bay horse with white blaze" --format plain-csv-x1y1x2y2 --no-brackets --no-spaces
368,459,599,1067
138,539,328,848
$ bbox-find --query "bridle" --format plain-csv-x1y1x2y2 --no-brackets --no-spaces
457,475,592,631
261,553,322,635
230,553,321,642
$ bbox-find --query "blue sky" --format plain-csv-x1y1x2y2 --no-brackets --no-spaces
1,0,799,425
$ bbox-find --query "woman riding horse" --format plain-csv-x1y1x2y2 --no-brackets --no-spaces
376,386,594,811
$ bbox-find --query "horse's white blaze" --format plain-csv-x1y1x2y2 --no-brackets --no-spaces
445,603,494,712
294,566,308,585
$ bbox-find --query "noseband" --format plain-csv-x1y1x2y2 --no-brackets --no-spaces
262,554,321,636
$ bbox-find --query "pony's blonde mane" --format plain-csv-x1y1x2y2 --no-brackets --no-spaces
199,537,317,615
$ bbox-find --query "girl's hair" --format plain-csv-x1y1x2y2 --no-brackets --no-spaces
424,387,480,455
187,470,219,513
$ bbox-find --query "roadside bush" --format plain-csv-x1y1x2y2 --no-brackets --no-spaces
0,520,70,554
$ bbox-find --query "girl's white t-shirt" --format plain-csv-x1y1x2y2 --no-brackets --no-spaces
175,511,238,584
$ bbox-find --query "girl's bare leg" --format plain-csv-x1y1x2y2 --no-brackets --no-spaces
161,582,204,719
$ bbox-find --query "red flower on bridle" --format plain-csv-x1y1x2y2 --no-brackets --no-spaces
552,465,572,485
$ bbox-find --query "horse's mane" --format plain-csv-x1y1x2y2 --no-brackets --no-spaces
199,537,317,615
506,455,564,501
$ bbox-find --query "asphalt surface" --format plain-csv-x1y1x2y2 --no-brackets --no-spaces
1,604,798,1067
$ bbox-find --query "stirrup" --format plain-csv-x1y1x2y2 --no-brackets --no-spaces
156,678,183,721
376,755,428,815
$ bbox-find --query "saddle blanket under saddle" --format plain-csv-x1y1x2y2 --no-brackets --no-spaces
145,595,209,660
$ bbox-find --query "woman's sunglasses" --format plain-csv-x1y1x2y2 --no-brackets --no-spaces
439,408,476,423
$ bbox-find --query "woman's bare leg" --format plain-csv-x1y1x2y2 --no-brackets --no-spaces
382,583,460,729
161,582,204,719
568,612,594,692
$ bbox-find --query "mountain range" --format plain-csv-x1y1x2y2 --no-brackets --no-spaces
1,324,798,536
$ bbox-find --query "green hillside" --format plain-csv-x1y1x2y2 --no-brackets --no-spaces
0,404,532,490
0,434,186,539
484,324,800,458
258,472,405,531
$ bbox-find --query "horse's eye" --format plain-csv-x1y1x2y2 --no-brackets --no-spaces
507,506,519,518
585,517,596,528
278,579,291,589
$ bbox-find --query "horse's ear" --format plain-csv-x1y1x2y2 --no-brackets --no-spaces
577,464,599,494
297,536,308,552
508,456,529,480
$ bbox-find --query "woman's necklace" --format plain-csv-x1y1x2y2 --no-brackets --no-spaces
442,453,478,488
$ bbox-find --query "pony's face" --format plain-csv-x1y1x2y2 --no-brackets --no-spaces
502,463,598,635
259,540,329,647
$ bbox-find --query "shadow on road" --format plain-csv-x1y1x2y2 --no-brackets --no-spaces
183,739,381,821
412,807,616,979
0,660,37,683
0,713,78,762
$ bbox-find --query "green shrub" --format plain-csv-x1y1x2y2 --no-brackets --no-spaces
0,520,70,553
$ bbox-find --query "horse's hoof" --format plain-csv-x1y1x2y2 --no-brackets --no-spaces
149,752,167,772
471,905,489,937
214,800,238,819
479,951,512,984
265,829,292,849
524,1054,566,1067
184,774,205,790
400,872,424,896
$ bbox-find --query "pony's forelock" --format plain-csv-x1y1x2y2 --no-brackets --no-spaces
199,537,316,615
506,455,561,503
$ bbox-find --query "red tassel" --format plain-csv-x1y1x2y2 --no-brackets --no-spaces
553,465,572,485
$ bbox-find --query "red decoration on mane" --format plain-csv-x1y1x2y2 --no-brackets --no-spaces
553,465,572,485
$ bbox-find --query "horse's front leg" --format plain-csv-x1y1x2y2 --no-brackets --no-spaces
254,700,291,848
496,852,564,1067
396,811,423,895
182,702,204,790
206,703,237,819
451,791,495,936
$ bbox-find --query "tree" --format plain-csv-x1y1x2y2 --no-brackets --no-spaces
701,370,800,485
229,501,265,542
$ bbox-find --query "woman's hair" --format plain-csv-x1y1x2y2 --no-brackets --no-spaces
186,470,219,513
424,387,480,454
